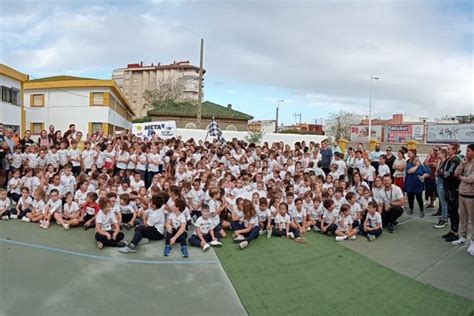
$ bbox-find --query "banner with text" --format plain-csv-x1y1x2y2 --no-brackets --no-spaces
132,121,177,139
350,125,383,142
385,124,424,143
427,124,474,144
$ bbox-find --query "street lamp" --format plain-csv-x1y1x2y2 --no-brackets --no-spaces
275,99,284,133
368,76,379,143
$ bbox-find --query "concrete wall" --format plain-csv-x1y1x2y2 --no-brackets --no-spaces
176,128,326,146
0,74,22,130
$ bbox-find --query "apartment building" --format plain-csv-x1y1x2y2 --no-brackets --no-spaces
0,64,29,133
112,61,205,118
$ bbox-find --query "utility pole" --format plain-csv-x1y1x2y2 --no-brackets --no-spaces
368,75,379,142
197,38,204,129
294,112,302,133
275,99,284,133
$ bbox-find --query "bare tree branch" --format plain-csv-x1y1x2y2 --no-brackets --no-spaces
325,111,362,140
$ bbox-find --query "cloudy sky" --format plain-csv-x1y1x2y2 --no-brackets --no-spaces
1,0,472,124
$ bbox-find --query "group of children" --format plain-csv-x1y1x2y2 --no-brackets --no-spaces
1,133,393,258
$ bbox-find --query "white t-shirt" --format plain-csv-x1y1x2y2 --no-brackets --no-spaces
63,201,80,215
68,148,81,167
378,164,391,177
32,199,46,212
322,208,339,224
366,212,383,229
0,198,11,211
274,213,291,230
116,151,130,169
74,190,89,207
187,189,205,210
130,178,145,192
7,178,22,195
81,149,95,169
337,214,353,231
45,199,62,214
377,185,404,207
17,196,33,210
256,208,271,222
208,199,221,226
193,216,214,235
291,208,307,224
61,175,76,195
96,210,117,231
168,212,186,230
146,208,165,234
58,149,69,166
95,151,106,168
242,215,259,228
147,153,162,172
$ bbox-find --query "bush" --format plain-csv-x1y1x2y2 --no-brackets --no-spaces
245,131,264,144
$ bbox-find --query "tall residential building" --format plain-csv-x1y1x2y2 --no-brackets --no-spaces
112,61,205,118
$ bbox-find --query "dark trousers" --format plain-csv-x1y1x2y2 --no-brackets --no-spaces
232,222,260,243
146,171,159,188
322,223,337,235
95,231,124,247
272,227,300,238
8,192,21,203
362,227,383,237
131,225,164,246
445,191,459,233
18,208,32,219
407,192,423,211
165,228,187,246
382,206,404,227
72,166,81,177
189,233,213,247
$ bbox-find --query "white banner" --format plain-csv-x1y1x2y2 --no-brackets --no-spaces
132,121,177,139
427,124,474,144
350,125,383,142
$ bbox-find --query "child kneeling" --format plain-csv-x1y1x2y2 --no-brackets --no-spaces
95,197,126,249
189,205,222,252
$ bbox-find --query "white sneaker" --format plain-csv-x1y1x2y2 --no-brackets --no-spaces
203,243,211,252
21,217,31,222
467,242,474,254
239,241,249,250
210,240,222,247
259,230,265,236
452,237,467,245
234,235,245,241
287,232,295,239
350,235,357,240
62,223,70,230
313,226,321,233
266,229,272,239
138,238,150,245
306,227,311,232
335,236,347,242
39,219,44,225
10,214,18,219
1,215,9,220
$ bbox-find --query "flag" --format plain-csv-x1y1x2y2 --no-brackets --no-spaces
208,116,226,144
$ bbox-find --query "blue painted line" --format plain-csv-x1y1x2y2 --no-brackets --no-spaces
0,238,218,265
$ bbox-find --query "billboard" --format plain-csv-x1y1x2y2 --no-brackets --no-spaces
350,125,382,142
385,124,424,143
427,124,474,144
132,121,177,139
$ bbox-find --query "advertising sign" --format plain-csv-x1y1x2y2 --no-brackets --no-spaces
385,124,424,142
427,124,474,144
350,125,382,142
132,121,177,139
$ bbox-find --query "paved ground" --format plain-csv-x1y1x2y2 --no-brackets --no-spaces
0,221,246,316
341,207,474,301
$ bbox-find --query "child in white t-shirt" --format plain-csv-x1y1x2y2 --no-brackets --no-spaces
39,189,63,229
23,188,46,223
95,198,126,249
363,201,383,242
0,189,11,220
188,205,222,251
335,204,358,241
56,192,81,229
164,198,189,257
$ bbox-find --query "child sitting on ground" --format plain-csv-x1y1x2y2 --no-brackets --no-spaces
232,200,260,250
163,198,189,257
363,201,383,242
188,205,222,252
55,192,81,229
335,204,358,241
82,192,99,230
0,188,11,220
39,189,63,229
23,188,46,223
95,197,126,249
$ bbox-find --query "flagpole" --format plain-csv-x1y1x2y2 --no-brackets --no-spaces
197,38,204,129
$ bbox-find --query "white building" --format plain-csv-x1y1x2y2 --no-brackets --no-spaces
24,76,135,136
0,64,29,133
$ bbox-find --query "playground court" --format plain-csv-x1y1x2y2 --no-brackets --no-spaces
0,207,473,316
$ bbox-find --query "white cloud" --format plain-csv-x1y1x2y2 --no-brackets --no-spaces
1,0,472,118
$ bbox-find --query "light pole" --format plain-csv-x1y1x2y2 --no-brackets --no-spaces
368,76,379,143
275,99,284,133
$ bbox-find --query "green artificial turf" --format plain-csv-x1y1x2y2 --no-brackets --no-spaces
215,233,474,316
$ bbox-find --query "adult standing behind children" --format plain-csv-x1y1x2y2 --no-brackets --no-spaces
453,144,474,255
320,139,333,175
441,143,461,242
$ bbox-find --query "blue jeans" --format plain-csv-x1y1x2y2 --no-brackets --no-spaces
436,177,448,221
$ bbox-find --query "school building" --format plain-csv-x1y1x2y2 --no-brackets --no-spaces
0,64,29,133
23,76,135,136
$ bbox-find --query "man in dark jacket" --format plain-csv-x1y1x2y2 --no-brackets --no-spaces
441,143,461,242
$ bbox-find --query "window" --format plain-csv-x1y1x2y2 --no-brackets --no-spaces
11,88,19,105
2,86,11,102
90,122,103,134
92,92,104,105
31,94,44,107
31,122,44,135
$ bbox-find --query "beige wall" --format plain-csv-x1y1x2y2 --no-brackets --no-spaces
113,67,202,118
150,115,248,131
